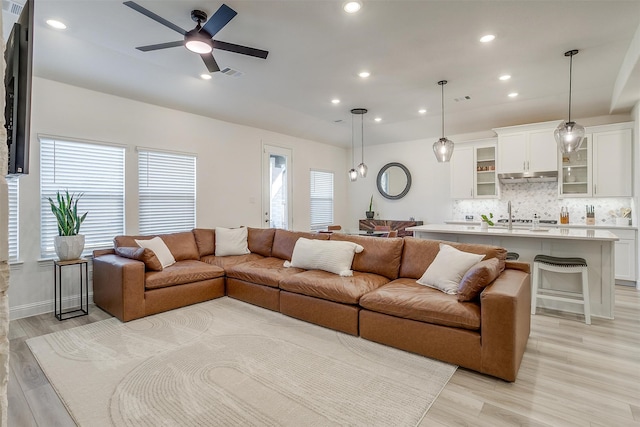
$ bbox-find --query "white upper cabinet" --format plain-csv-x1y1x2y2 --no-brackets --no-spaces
450,140,497,199
559,123,633,198
494,122,560,174
592,128,632,197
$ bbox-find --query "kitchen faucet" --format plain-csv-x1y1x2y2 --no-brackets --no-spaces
508,201,513,230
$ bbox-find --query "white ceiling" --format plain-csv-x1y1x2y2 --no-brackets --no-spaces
17,1,640,147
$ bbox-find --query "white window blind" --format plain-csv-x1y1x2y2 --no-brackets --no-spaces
40,137,125,257
138,149,196,235
7,177,18,261
310,170,334,231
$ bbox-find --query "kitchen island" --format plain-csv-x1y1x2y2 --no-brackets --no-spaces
407,224,619,319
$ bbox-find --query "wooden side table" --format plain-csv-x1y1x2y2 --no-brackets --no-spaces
54,258,89,321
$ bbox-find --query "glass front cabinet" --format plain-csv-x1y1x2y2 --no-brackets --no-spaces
559,136,591,197
450,139,497,199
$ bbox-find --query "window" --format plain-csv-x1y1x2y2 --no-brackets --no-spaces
40,137,125,257
309,170,334,231
7,177,18,262
138,149,196,235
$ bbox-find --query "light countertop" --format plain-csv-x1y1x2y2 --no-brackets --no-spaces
444,220,636,231
408,224,619,241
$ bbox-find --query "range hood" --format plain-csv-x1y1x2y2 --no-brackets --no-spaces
498,170,558,183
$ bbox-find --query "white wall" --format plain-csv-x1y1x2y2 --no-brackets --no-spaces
9,77,348,319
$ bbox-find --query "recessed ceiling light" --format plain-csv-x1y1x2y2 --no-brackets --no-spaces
418,109,427,114
200,74,212,80
480,34,495,43
374,117,382,122
358,71,370,78
331,99,340,104
46,19,67,30
508,92,518,98
499,74,511,81
343,0,362,13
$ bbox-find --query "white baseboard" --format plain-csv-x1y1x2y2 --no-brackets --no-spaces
10,293,94,320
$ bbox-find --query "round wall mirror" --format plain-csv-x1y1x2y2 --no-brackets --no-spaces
376,162,412,200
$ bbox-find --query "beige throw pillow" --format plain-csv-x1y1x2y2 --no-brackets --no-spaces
417,243,484,294
135,237,176,268
284,237,364,276
214,227,250,256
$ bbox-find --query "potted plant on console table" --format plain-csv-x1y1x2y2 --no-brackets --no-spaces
48,190,88,261
366,195,374,219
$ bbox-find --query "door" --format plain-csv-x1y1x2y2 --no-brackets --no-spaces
592,129,632,197
497,133,526,174
528,129,558,172
262,145,293,229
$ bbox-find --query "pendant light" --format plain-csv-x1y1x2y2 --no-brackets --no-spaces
432,80,454,162
348,110,358,181
554,49,585,154
352,108,368,178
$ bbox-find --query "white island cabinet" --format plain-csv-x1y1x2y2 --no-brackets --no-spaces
407,224,619,319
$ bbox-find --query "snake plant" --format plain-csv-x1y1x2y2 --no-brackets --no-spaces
47,190,88,236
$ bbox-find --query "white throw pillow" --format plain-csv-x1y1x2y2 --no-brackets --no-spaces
417,243,484,294
284,238,364,276
135,237,176,269
215,227,250,256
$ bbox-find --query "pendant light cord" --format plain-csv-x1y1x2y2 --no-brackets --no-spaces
351,113,355,166
568,53,573,123
360,113,364,163
441,82,445,138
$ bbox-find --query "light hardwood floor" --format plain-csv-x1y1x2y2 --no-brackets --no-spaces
8,286,640,426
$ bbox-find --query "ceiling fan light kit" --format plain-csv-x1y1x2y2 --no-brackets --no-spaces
555,49,585,154
433,80,454,163
123,1,269,73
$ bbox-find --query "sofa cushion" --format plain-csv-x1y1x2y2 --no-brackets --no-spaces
135,237,176,268
215,227,251,256
193,228,215,257
226,257,306,288
144,260,225,290
280,270,389,305
284,238,364,276
329,234,404,280
416,244,485,294
359,278,481,330
115,247,163,271
200,253,264,270
399,237,507,279
271,230,330,261
248,227,276,257
115,232,200,261
458,258,505,302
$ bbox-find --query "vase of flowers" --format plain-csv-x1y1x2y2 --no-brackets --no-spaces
48,190,88,260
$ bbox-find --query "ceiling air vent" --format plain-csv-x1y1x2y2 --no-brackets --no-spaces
2,0,23,16
220,67,244,78
454,96,471,102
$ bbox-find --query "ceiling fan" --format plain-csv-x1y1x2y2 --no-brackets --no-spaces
123,1,269,73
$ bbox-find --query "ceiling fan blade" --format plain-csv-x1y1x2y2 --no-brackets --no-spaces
201,54,220,73
136,40,184,52
123,1,187,35
211,40,269,59
200,4,237,38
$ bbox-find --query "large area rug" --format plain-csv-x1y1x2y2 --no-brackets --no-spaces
27,297,456,426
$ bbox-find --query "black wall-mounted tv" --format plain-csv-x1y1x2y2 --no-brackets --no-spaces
4,0,33,175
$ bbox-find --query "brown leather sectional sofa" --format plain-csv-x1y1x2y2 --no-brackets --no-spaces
92,227,531,381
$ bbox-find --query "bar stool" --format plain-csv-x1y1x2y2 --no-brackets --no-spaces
506,252,520,260
531,255,590,325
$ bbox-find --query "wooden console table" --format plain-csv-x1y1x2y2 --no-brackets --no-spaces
359,219,424,237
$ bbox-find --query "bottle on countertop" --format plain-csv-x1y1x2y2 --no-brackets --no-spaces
533,213,540,230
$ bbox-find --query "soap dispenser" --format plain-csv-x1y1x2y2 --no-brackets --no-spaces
533,213,540,230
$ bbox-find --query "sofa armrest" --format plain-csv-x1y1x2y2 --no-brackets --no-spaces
479,268,531,381
93,254,146,322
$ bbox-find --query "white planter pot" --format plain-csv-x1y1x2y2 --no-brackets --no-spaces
54,235,85,261
480,222,489,230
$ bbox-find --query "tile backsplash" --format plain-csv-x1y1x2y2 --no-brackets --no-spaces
452,182,633,225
